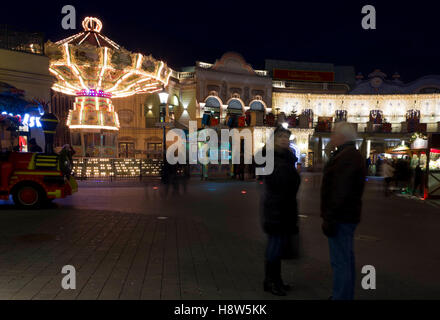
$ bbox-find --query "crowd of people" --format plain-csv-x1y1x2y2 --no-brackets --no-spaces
380,157,424,197
160,162,191,198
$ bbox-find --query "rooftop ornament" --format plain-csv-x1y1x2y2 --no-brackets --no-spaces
82,17,103,33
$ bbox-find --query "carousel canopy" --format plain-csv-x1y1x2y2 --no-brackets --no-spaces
55,17,120,50
46,17,172,98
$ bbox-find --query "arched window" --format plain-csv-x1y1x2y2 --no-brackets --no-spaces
249,100,265,112
204,95,222,119
226,98,244,115
205,96,222,109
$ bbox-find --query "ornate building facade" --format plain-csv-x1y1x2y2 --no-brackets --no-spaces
196,52,272,112
271,70,440,168
351,70,440,94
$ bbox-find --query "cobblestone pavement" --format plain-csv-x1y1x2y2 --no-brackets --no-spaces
0,174,439,300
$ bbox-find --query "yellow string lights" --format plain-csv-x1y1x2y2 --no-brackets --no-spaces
272,93,440,123
47,17,171,98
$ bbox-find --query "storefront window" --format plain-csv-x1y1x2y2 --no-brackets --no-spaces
147,143,162,151
119,142,134,158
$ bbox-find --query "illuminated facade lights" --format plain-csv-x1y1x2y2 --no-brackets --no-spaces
272,93,440,124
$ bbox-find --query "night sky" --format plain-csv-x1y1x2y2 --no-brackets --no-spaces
2,0,440,81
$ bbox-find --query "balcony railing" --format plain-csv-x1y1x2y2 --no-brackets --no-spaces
311,121,440,134
178,71,195,80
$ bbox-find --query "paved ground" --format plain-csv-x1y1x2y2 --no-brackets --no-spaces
0,173,439,300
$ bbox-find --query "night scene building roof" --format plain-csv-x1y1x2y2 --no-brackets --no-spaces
350,69,440,94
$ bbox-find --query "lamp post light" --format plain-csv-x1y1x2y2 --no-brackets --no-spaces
158,89,169,161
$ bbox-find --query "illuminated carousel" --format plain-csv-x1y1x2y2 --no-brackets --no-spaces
45,17,172,157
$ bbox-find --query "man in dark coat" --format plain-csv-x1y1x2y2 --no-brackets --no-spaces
260,126,301,296
321,121,366,300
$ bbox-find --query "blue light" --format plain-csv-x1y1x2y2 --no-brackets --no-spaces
1,111,41,128
22,114,30,125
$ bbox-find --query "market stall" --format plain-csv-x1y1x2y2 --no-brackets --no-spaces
426,134,440,199
385,134,440,199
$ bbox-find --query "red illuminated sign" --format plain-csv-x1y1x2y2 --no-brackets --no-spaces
273,69,335,82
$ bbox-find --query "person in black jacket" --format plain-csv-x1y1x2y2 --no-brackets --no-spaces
321,122,366,300
260,126,301,296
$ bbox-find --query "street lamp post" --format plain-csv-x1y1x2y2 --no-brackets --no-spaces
158,90,170,161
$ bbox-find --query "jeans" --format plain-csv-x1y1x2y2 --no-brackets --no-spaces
265,235,283,284
328,223,357,300
266,235,284,262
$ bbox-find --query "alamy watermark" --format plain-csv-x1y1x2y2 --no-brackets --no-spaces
361,265,376,290
61,265,76,290
361,5,376,30
61,5,76,30
166,121,275,175
61,5,375,31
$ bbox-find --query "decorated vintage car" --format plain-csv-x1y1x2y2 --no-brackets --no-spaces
0,150,77,209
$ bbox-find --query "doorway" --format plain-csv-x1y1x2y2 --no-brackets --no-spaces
119,142,134,158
